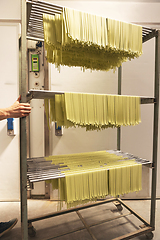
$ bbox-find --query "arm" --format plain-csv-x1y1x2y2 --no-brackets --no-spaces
0,96,31,121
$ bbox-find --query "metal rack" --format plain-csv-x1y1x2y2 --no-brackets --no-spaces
20,0,160,239
27,150,152,186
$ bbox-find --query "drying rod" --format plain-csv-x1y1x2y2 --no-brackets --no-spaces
26,89,156,104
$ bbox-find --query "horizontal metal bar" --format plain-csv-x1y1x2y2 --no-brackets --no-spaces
37,212,132,240
27,90,64,101
28,22,43,28
141,97,155,104
27,170,64,177
27,32,44,38
89,212,132,228
27,170,65,176
113,226,153,240
27,36,44,42
31,6,62,15
117,198,150,226
27,0,63,11
28,175,65,182
28,198,116,223
28,27,44,33
143,30,158,43
29,15,43,21
27,90,156,106
28,32,43,37
29,18,43,22
28,166,68,171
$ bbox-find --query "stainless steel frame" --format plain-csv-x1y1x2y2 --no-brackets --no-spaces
27,198,154,240
20,0,28,239
20,0,159,239
150,30,160,228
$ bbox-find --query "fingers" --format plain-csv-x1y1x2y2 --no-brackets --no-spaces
17,95,21,103
20,103,31,108
20,112,31,117
15,108,31,118
19,104,31,114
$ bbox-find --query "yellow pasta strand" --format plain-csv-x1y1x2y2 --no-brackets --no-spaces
46,93,141,130
43,8,142,72
46,151,142,207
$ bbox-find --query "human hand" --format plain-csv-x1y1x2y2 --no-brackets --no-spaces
7,96,31,118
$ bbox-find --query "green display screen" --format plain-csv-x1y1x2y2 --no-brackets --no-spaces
31,54,39,72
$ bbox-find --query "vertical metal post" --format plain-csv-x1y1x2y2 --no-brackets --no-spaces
150,30,160,228
20,0,28,239
44,42,50,157
44,43,50,198
117,66,122,150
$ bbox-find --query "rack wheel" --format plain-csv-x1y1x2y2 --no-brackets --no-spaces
117,204,123,211
28,223,36,237
146,232,154,239
113,201,123,211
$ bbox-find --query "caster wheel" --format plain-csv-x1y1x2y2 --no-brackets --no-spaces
28,225,36,237
146,232,154,239
117,205,123,211
113,201,123,212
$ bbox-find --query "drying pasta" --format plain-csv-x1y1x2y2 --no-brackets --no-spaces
46,151,142,208
44,93,141,130
43,8,142,72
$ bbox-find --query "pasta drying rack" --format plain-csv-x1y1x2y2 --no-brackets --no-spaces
19,1,160,239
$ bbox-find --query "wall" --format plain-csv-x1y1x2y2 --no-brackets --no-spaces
0,24,20,201
0,0,20,201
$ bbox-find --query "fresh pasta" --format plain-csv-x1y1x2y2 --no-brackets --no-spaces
44,93,141,130
43,8,142,71
46,151,142,208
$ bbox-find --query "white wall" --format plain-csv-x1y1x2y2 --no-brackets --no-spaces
0,0,20,20
0,23,20,201
0,0,21,201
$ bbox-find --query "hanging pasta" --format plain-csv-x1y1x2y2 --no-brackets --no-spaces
46,151,142,208
43,8,142,71
44,93,141,131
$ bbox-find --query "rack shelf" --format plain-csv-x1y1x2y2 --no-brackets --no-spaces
27,89,156,104
27,150,152,185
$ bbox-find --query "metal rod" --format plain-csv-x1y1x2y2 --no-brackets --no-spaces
41,213,131,240
118,66,122,96
150,30,160,228
143,30,158,43
76,211,97,240
26,89,156,104
117,198,150,226
28,198,116,223
113,226,153,240
117,66,122,151
20,0,28,239
27,0,63,11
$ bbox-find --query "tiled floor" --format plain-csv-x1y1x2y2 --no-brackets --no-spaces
0,199,160,240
